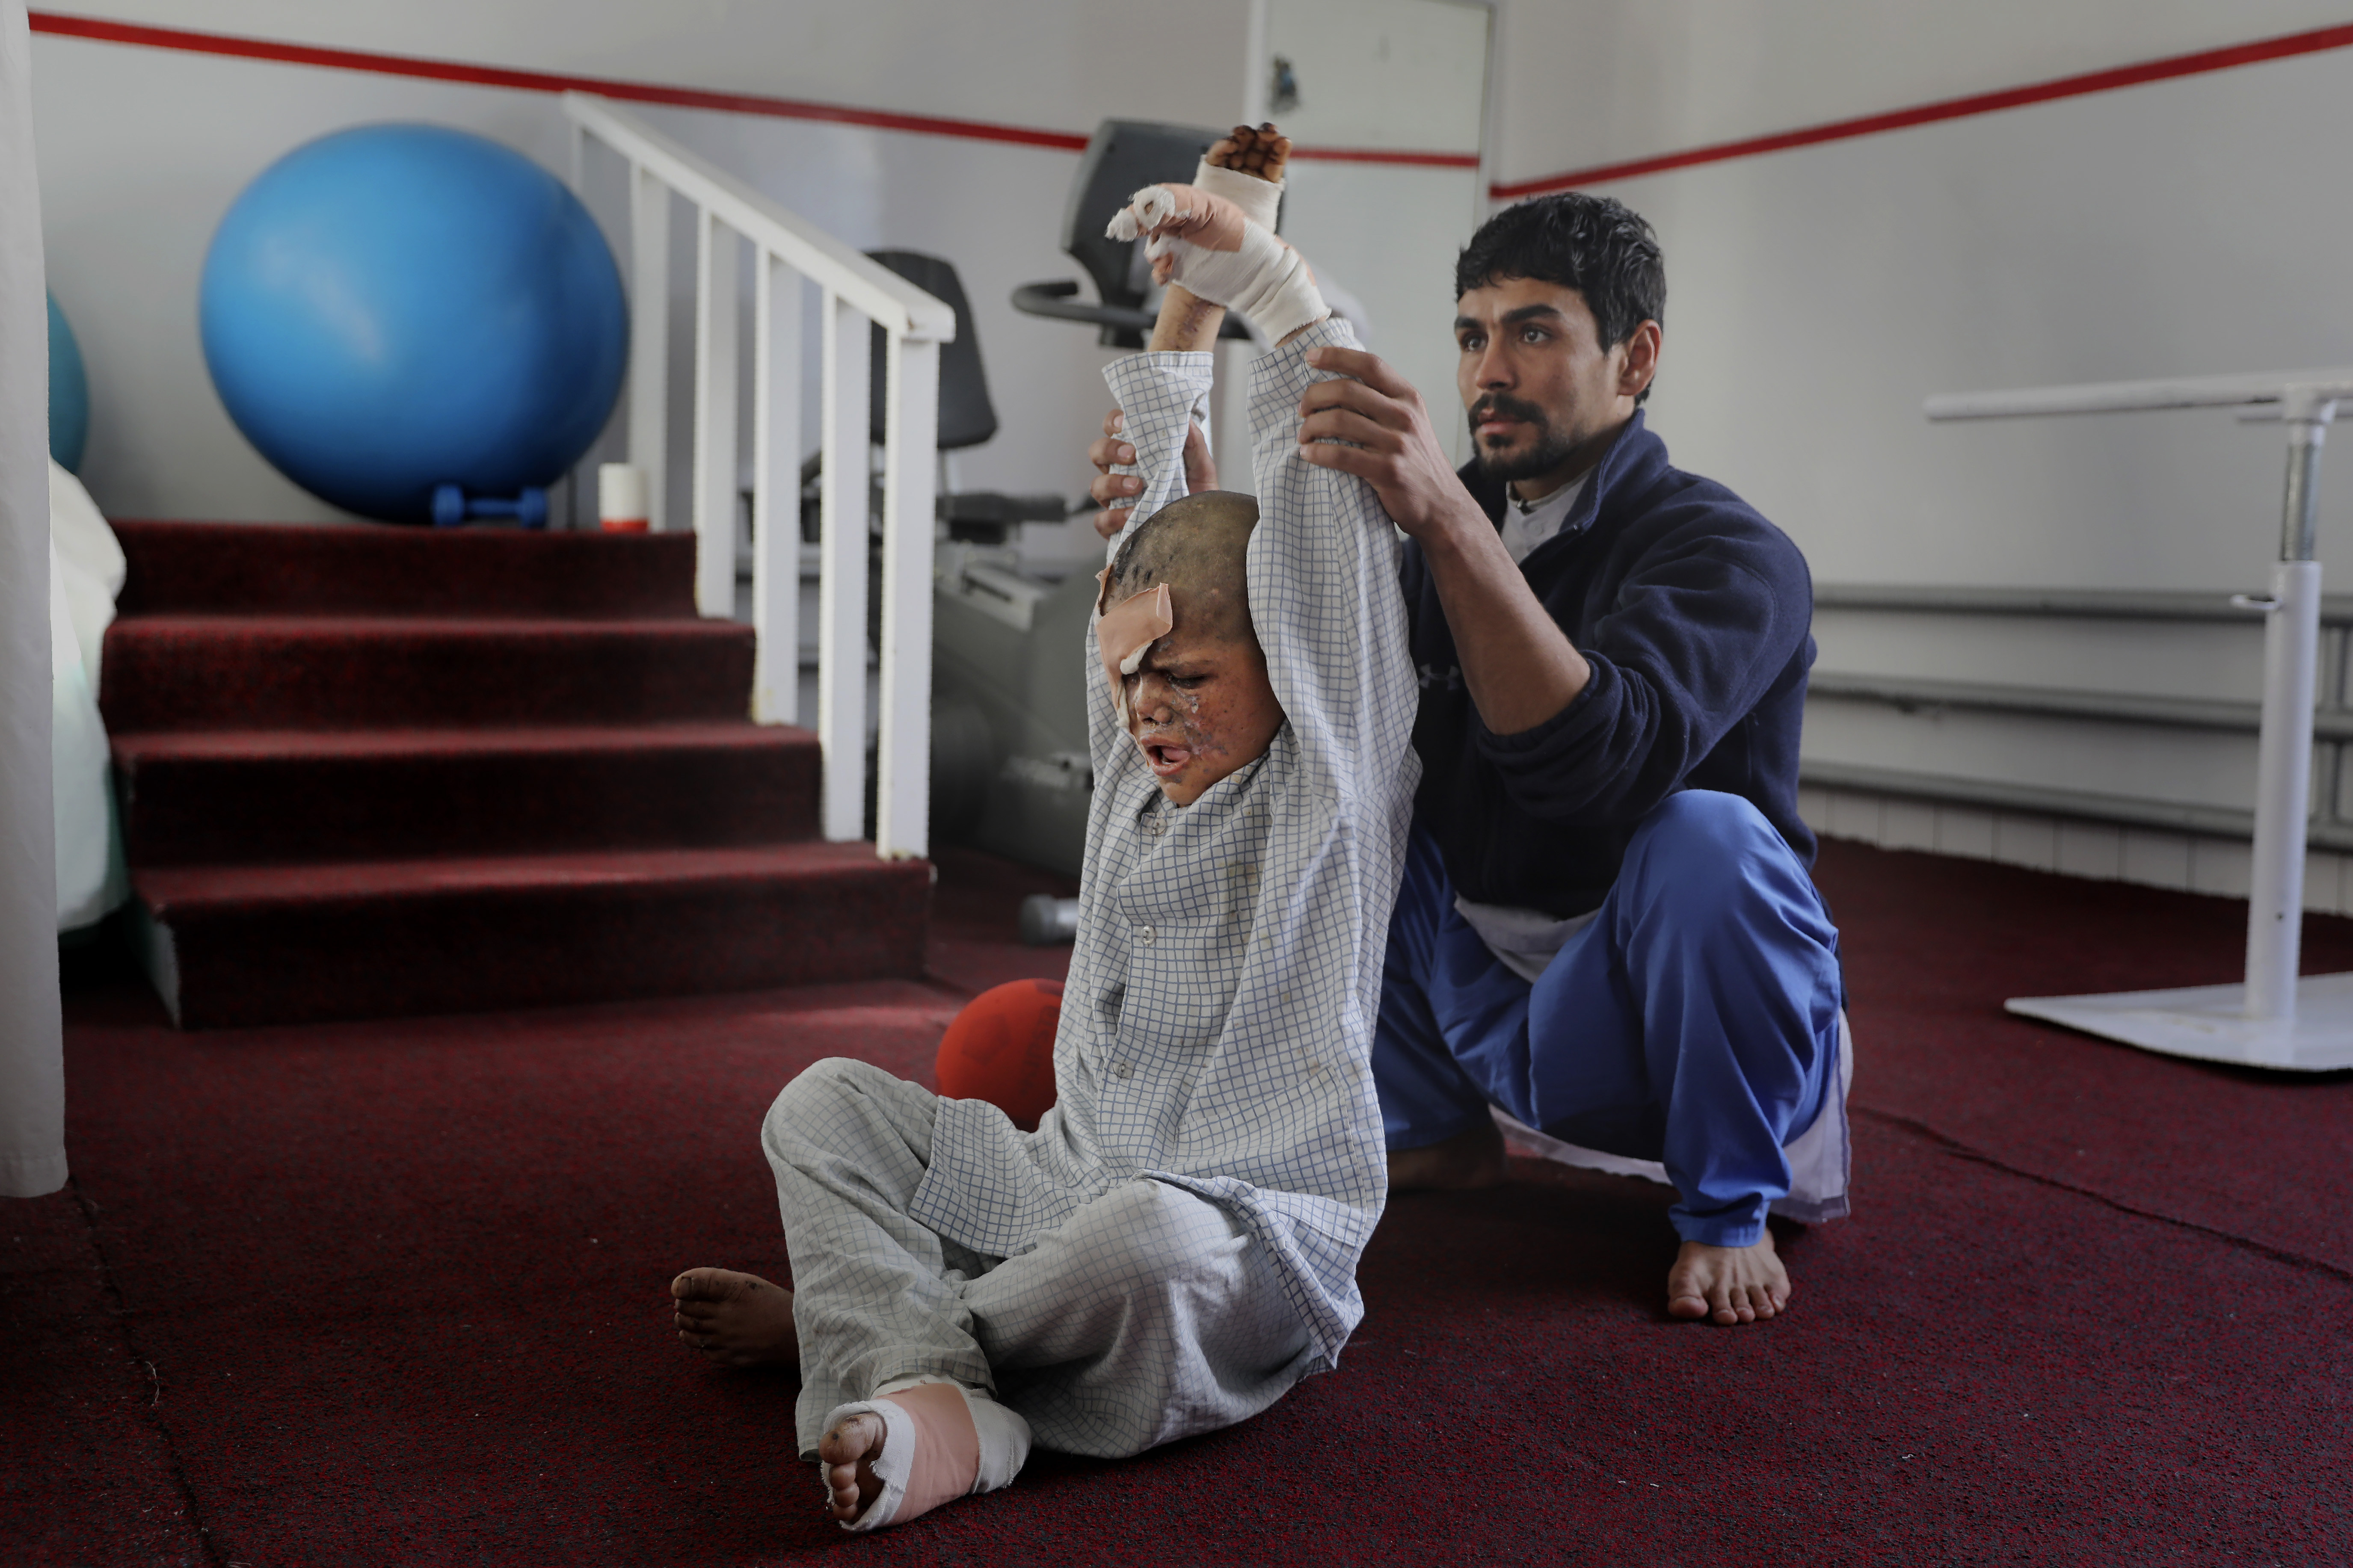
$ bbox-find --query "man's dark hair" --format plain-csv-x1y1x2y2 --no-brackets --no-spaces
1455,193,1665,399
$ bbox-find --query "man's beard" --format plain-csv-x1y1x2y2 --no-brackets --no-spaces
1467,393,1580,483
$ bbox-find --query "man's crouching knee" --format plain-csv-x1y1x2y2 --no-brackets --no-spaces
1625,790,1807,915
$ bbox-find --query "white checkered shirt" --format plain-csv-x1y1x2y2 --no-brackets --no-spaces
907,320,1420,1370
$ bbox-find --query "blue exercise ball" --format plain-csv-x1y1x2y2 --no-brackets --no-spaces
48,290,88,473
200,123,627,524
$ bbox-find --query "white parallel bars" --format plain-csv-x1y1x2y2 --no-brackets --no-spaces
564,91,952,860
1929,368,2353,1065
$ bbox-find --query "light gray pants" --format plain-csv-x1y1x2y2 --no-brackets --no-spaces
765,1058,1316,1459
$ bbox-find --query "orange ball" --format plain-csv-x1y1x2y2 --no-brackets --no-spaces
934,979,1062,1132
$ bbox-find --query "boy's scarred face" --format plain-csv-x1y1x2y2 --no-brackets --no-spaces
1123,599,1284,808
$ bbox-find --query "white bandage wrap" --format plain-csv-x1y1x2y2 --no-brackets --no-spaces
1150,224,1325,344
824,1378,1032,1534
1104,167,1326,343
1191,159,1281,231
1104,187,1174,243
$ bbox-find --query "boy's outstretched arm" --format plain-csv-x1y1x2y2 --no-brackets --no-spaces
1243,315,1420,803
1086,300,1221,775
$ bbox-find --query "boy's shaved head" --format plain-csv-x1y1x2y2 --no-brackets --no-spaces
1109,491,1260,647
1107,490,1280,808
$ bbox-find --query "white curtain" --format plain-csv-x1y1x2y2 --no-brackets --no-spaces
1,0,67,1199
53,460,126,932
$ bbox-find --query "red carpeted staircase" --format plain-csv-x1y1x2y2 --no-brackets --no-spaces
101,520,929,1029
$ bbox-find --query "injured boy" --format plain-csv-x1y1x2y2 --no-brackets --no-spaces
666,125,1420,1532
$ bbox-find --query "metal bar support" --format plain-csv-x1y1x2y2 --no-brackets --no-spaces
627,166,670,532
816,290,870,842
874,332,939,859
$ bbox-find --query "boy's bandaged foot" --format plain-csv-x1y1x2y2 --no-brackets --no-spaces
820,1378,1030,1532
1106,159,1325,344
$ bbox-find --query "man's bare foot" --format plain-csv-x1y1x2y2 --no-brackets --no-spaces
670,1267,799,1367
1666,1230,1792,1325
1387,1116,1508,1191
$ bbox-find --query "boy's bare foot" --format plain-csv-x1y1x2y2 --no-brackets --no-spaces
1666,1230,1791,1325
820,1409,889,1524
670,1267,799,1367
1387,1115,1508,1191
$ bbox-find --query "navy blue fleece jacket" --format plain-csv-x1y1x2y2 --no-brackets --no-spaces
1404,409,1815,917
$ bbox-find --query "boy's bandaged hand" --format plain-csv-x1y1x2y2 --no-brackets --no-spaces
1106,160,1325,343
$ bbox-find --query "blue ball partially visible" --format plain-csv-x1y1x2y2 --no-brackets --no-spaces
48,290,88,473
201,123,627,524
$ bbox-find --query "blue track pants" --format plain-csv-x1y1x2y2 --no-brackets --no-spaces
1371,791,1843,1247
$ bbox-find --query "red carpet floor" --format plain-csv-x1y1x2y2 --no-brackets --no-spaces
7,841,2351,1565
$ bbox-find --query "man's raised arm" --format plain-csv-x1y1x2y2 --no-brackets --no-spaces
1292,348,1594,738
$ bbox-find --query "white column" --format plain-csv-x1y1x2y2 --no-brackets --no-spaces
627,166,670,532
816,292,871,841
750,252,803,725
0,0,65,1197
874,332,939,860
691,210,739,619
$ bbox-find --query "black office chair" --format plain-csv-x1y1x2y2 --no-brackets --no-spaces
1012,118,1261,349
794,249,1069,545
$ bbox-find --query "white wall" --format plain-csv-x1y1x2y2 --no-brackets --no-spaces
1488,1,2353,190
1621,49,2353,594
30,0,1251,523
35,0,1238,144
1477,0,2353,592
1258,0,1492,467
1473,3,2353,850
39,3,2353,596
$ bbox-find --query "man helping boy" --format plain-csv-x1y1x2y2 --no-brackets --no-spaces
666,126,1420,1531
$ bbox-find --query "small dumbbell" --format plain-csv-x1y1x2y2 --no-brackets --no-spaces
430,484,549,529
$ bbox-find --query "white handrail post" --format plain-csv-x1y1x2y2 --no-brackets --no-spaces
2244,394,2335,1020
692,209,740,618
817,290,871,841
876,331,939,860
627,166,670,531
1932,367,2353,1068
564,120,588,531
567,94,957,855
751,251,802,725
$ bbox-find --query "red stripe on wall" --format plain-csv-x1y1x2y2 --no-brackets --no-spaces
1290,147,1480,169
1493,20,2353,200
27,11,1091,150
25,11,1480,170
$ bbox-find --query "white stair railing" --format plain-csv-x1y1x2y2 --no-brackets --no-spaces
563,90,951,860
